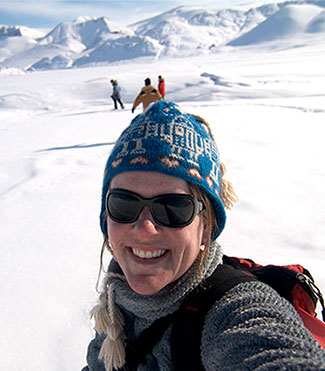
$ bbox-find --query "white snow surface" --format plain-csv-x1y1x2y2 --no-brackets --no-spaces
1,2,325,370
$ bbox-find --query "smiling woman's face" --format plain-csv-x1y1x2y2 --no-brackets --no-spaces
107,171,206,295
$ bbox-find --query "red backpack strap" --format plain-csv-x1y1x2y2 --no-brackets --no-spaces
291,274,325,348
295,272,325,321
295,306,325,348
226,256,263,270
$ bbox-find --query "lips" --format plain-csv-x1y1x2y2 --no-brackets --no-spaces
131,248,167,259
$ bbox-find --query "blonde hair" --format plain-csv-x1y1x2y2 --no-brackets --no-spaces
188,161,237,265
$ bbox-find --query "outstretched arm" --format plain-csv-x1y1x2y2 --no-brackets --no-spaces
132,91,143,112
202,281,325,370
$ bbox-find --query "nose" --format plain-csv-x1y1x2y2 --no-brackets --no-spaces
132,206,159,234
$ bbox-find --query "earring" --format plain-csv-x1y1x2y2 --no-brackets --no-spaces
200,244,205,252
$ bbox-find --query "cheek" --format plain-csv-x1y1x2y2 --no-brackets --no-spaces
177,218,204,259
168,227,203,283
107,219,124,245
106,221,129,262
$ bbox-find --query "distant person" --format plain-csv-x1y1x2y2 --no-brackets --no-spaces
110,79,124,110
158,75,165,99
131,78,162,113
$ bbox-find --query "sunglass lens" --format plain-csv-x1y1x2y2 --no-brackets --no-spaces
108,193,140,223
153,196,194,227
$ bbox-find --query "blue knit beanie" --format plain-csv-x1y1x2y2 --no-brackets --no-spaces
100,101,226,239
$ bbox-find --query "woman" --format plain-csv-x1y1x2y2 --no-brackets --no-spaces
110,79,124,110
83,101,325,370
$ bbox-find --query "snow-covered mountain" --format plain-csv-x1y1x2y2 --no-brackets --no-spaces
229,3,324,45
0,0,324,71
0,25,45,63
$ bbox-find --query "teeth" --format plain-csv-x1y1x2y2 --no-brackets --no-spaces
132,248,166,259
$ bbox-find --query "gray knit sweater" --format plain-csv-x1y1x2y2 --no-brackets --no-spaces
83,243,325,370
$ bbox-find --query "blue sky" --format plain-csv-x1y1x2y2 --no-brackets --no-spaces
0,0,266,29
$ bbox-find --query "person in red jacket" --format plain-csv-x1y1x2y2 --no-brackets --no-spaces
158,75,165,99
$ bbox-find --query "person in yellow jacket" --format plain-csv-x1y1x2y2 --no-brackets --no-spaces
131,78,162,113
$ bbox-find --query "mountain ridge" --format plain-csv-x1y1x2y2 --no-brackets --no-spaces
0,0,324,71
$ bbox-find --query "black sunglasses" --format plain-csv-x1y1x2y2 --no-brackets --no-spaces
106,188,204,228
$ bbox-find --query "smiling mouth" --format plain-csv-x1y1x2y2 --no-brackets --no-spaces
131,248,167,259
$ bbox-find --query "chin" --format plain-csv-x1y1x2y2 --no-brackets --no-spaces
129,278,167,296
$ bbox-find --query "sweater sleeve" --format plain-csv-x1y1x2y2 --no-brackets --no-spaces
82,332,106,371
132,91,143,110
201,281,325,370
155,90,162,100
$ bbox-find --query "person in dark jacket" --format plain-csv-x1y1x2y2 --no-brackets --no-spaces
110,79,124,109
82,101,325,371
158,75,165,98
131,78,162,113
